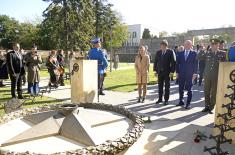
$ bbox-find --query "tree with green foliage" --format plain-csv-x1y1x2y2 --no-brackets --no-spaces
0,15,21,49
19,22,40,49
41,0,128,51
41,0,95,52
142,28,151,39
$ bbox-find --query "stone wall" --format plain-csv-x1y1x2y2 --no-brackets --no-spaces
140,36,185,54
115,27,235,62
113,36,185,63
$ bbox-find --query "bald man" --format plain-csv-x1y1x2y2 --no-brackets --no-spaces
176,40,198,109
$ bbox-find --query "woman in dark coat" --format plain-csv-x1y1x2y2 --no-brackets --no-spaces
25,45,42,96
46,50,60,87
0,51,8,87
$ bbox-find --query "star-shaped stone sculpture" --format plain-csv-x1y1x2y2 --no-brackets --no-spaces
1,104,98,147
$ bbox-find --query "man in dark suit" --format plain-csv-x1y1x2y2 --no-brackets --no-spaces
6,43,25,99
176,40,198,109
154,40,176,105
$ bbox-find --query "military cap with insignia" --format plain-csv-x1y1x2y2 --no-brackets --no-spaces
210,38,220,44
220,39,225,44
91,37,101,44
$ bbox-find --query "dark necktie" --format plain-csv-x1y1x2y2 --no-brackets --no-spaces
185,51,189,60
162,50,166,56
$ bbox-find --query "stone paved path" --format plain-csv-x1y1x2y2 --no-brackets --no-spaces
36,78,235,155
40,78,214,127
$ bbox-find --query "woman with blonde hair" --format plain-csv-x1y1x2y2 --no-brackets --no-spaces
135,46,150,103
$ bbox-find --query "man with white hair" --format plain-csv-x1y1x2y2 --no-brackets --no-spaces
176,40,198,109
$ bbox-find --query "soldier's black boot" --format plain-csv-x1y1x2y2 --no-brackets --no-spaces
202,108,209,112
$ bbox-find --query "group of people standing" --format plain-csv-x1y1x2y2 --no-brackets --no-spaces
0,37,228,115
135,38,227,114
4,43,41,99
0,42,67,99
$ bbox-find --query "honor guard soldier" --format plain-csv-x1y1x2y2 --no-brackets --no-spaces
88,37,108,95
197,38,227,114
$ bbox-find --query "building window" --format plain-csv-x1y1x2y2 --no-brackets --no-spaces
132,32,137,38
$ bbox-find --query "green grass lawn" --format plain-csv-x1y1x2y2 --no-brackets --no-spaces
104,64,157,92
40,68,49,77
0,86,65,117
40,63,158,92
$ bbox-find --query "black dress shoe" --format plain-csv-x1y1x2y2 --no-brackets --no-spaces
142,97,145,103
185,102,191,109
137,97,141,103
202,108,209,112
176,102,184,106
185,105,191,109
99,92,105,95
208,110,213,114
18,95,24,99
156,100,162,104
164,101,168,105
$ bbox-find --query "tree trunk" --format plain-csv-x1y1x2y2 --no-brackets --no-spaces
63,0,69,64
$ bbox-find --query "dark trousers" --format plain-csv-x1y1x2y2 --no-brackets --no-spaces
204,76,218,110
22,74,26,84
179,76,193,105
199,68,205,85
98,73,104,93
59,73,64,85
100,73,106,91
158,74,170,101
28,82,40,96
10,74,22,98
49,69,58,85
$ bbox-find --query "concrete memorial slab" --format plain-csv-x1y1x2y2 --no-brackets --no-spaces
70,59,98,103
0,103,144,154
214,62,235,144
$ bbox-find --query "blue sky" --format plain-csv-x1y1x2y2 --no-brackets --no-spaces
0,0,48,22
1,0,235,34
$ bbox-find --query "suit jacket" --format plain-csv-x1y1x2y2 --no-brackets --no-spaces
6,50,25,75
153,49,176,75
176,50,198,79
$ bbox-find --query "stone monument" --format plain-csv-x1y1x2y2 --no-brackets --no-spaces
70,59,98,103
0,56,144,155
213,62,235,143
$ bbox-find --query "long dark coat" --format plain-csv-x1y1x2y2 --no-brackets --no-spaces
25,52,42,83
0,55,8,79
